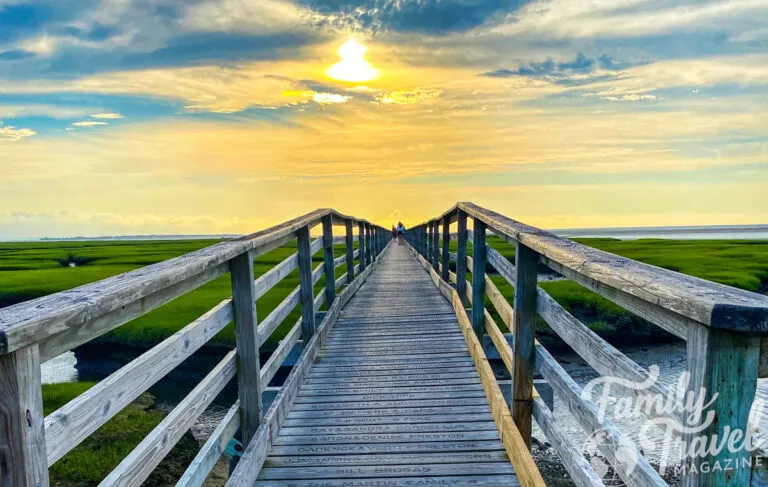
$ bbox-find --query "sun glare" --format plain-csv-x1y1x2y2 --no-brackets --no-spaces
327,38,379,83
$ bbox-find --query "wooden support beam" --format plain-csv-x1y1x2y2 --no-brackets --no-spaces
432,220,440,271
345,219,355,284
456,210,468,306
321,214,336,306
0,344,49,487
441,214,451,282
296,225,316,341
357,221,366,272
229,251,262,444
683,325,759,487
512,242,538,448
471,218,487,337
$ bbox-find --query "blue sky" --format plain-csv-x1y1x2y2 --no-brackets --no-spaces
0,0,766,237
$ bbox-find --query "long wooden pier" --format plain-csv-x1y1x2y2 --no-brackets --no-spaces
1,203,767,487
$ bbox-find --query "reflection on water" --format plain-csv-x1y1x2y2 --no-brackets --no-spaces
41,351,79,384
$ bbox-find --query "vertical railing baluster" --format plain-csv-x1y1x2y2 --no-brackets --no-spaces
456,210,468,305
432,220,440,271
0,344,49,487
512,242,538,448
426,222,432,261
441,214,450,281
297,225,316,341
345,219,355,284
365,224,372,265
357,222,366,272
471,218,486,337
321,214,335,305
230,250,263,444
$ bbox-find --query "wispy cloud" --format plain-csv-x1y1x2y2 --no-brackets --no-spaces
72,121,108,127
0,123,36,142
91,113,124,119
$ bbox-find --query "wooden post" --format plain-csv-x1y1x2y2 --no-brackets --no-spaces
321,214,336,306
471,218,486,337
296,225,316,341
357,222,366,272
682,325,759,487
229,251,262,444
426,222,432,260
365,224,372,265
441,215,450,281
456,210,468,305
431,221,439,271
345,219,355,284
0,344,49,487
512,242,538,448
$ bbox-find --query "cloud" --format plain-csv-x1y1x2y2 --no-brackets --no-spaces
375,88,443,104
483,52,626,79
311,92,350,104
90,112,123,119
72,121,108,127
0,123,36,142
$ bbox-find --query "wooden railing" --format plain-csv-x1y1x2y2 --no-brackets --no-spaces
408,202,768,487
0,209,389,487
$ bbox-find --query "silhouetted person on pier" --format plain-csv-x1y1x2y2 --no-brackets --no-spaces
397,222,405,245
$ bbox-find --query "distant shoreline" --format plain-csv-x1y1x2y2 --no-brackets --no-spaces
1,224,767,242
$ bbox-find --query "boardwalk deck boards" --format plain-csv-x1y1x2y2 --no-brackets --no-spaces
257,244,518,486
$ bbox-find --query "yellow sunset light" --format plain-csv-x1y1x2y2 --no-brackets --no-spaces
327,38,379,83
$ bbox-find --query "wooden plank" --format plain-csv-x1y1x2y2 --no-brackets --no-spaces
345,219,355,284
512,242,537,448
253,237,322,301
535,343,666,486
0,208,329,356
472,217,487,336
230,251,262,444
0,344,49,487
296,225,315,341
254,475,519,487
279,421,497,436
99,351,237,487
273,430,501,445
487,244,517,285
258,462,514,480
45,299,233,465
532,397,604,487
291,397,490,411
298,384,484,396
294,391,487,404
458,202,768,333
176,401,240,487
264,451,509,467
287,405,492,420
456,210,468,305
358,221,366,272
256,287,299,345
282,413,492,427
270,440,504,456
260,318,301,388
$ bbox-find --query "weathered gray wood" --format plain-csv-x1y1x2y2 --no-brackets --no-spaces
432,220,440,270
296,225,315,341
99,350,237,487
270,440,504,456
287,405,492,419
682,325,760,487
0,208,331,356
175,401,240,487
230,251,262,445
456,210,468,305
0,344,49,487
264,451,508,467
321,214,337,306
532,397,604,487
45,299,233,465
345,219,355,284
253,238,322,301
254,475,519,487
487,244,517,285
291,397,490,411
258,462,514,480
458,201,768,333
471,217,487,336
273,430,500,445
357,221,366,272
512,242,537,449
535,288,677,422
257,287,299,345
283,413,491,427
535,343,666,487
260,318,301,388
441,213,451,281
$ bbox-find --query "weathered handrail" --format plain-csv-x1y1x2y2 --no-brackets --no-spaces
0,209,389,487
409,202,768,487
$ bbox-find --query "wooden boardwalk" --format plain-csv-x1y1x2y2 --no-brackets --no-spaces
256,243,518,486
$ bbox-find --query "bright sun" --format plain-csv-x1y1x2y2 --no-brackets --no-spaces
327,38,379,83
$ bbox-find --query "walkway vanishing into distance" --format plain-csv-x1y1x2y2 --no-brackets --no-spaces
256,244,518,485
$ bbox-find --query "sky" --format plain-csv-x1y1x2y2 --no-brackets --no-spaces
0,0,766,238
